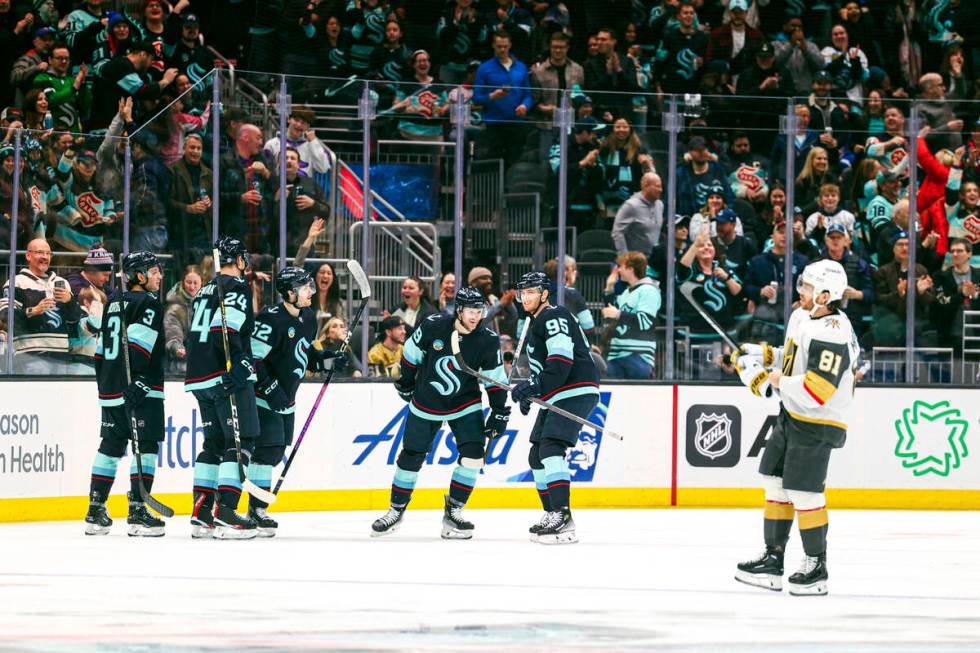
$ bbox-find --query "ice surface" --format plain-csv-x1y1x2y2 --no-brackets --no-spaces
1,508,978,652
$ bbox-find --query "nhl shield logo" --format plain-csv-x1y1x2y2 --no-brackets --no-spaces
686,404,741,467
694,412,733,459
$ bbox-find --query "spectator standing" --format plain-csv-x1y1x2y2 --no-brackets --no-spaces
677,136,733,217
389,276,437,335
62,0,109,67
312,261,343,332
656,1,708,96
549,116,600,233
91,13,137,80
262,105,332,177
4,238,83,374
167,133,212,262
583,26,636,122
368,314,406,377
916,72,963,152
344,0,386,76
32,45,90,132
932,238,980,353
162,10,212,83
467,265,517,336
485,0,533,63
806,70,849,150
163,264,202,375
530,32,584,161
612,172,663,255
872,230,935,347
706,0,765,81
858,168,902,266
436,272,456,315
713,207,758,287
597,117,654,222
10,26,56,106
273,146,329,253
769,104,820,184
724,132,771,207
941,157,980,269
437,0,489,85
820,23,868,104
219,123,274,253
49,148,117,253
818,223,873,338
743,219,808,342
602,250,661,380
390,50,449,142
772,13,825,96
66,246,113,298
88,40,178,130
472,30,531,167
735,41,794,153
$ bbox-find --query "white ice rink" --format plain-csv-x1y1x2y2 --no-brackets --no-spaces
2,508,978,653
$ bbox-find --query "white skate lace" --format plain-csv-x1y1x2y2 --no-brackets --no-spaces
796,555,819,575
378,508,402,527
534,512,551,527
449,505,466,523
542,511,564,530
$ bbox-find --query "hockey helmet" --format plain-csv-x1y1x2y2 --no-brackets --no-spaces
122,250,161,280
516,270,550,303
275,266,314,301
797,259,847,305
455,286,487,312
214,236,249,269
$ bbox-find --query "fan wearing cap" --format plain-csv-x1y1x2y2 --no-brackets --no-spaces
706,0,766,78
263,104,332,177
871,229,935,347
91,13,136,79
804,70,848,151
368,315,407,378
162,8,212,80
371,287,510,540
548,115,601,233
689,185,744,242
859,167,903,266
66,246,114,298
47,148,117,253
818,223,873,336
677,136,733,216
89,39,178,130
733,259,860,597
0,141,40,244
735,40,794,152
10,26,57,105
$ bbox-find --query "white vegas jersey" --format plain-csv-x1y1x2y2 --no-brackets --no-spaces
776,307,860,434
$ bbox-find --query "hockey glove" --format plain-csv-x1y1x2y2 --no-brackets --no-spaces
123,376,152,409
221,358,255,396
511,378,541,416
393,376,414,403
309,342,348,373
732,343,777,369
255,376,289,412
736,357,773,398
484,405,511,441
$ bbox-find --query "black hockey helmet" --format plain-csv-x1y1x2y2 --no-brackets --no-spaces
122,251,161,281
516,271,549,292
455,286,487,311
275,266,314,301
214,236,249,269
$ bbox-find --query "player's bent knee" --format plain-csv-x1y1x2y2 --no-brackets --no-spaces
527,443,543,469
253,446,285,466
396,449,427,472
786,489,825,511
761,474,791,504
98,437,129,458
538,438,569,461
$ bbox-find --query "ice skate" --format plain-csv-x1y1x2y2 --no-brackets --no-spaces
126,493,165,537
735,547,785,591
528,512,551,542
213,504,258,540
249,505,278,538
788,554,828,596
190,491,215,539
371,506,405,537
441,495,474,540
535,507,577,544
84,497,112,536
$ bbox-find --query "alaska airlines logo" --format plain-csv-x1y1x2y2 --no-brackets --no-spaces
429,356,461,396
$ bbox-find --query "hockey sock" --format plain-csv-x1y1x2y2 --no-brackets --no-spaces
217,460,243,509
542,456,571,511
390,465,418,508
531,468,551,511
247,463,273,510
797,507,829,556
129,454,158,497
448,465,479,505
763,500,795,550
89,453,120,503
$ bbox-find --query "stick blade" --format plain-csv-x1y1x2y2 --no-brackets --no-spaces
141,490,175,518
244,480,277,505
346,259,371,298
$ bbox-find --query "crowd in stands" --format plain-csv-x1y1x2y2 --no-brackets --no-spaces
3,0,980,380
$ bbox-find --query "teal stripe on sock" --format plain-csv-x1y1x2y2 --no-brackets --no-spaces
92,453,120,478
247,463,273,488
193,462,219,489
451,465,480,485
130,453,157,475
218,461,241,489
393,465,418,490
542,455,570,484
531,468,548,492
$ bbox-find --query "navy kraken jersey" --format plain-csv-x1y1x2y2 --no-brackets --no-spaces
250,303,318,414
95,290,165,406
400,313,507,421
526,304,600,402
184,274,255,392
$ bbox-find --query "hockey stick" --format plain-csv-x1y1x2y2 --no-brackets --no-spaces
211,248,278,506
117,257,174,518
271,259,371,497
507,316,530,382
449,330,622,441
679,281,740,351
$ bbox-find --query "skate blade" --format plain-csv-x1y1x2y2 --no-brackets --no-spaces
734,570,783,592
213,525,258,540
256,527,277,538
528,532,540,543
789,580,828,596
440,526,474,540
127,525,165,537
536,531,578,545
84,524,111,536
190,525,215,539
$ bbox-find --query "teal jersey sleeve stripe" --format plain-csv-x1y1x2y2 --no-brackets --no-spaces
210,305,247,332
126,322,158,352
576,309,595,331
637,285,662,316
481,363,508,387
546,332,574,358
117,72,145,95
251,338,273,361
403,335,424,365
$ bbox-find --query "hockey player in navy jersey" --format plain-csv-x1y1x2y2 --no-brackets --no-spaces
183,237,259,540
371,287,510,539
85,252,166,537
246,267,347,536
511,271,600,544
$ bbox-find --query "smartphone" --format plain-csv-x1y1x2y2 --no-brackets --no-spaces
54,279,67,290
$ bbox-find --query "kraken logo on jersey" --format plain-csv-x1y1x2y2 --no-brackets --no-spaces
292,338,310,378
702,280,727,312
429,355,461,396
676,48,699,80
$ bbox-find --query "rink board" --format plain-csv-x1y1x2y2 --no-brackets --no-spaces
0,381,977,521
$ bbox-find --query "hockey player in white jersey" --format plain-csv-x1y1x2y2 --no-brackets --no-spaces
731,259,859,596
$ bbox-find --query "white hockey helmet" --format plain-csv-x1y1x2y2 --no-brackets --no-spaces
797,259,847,305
